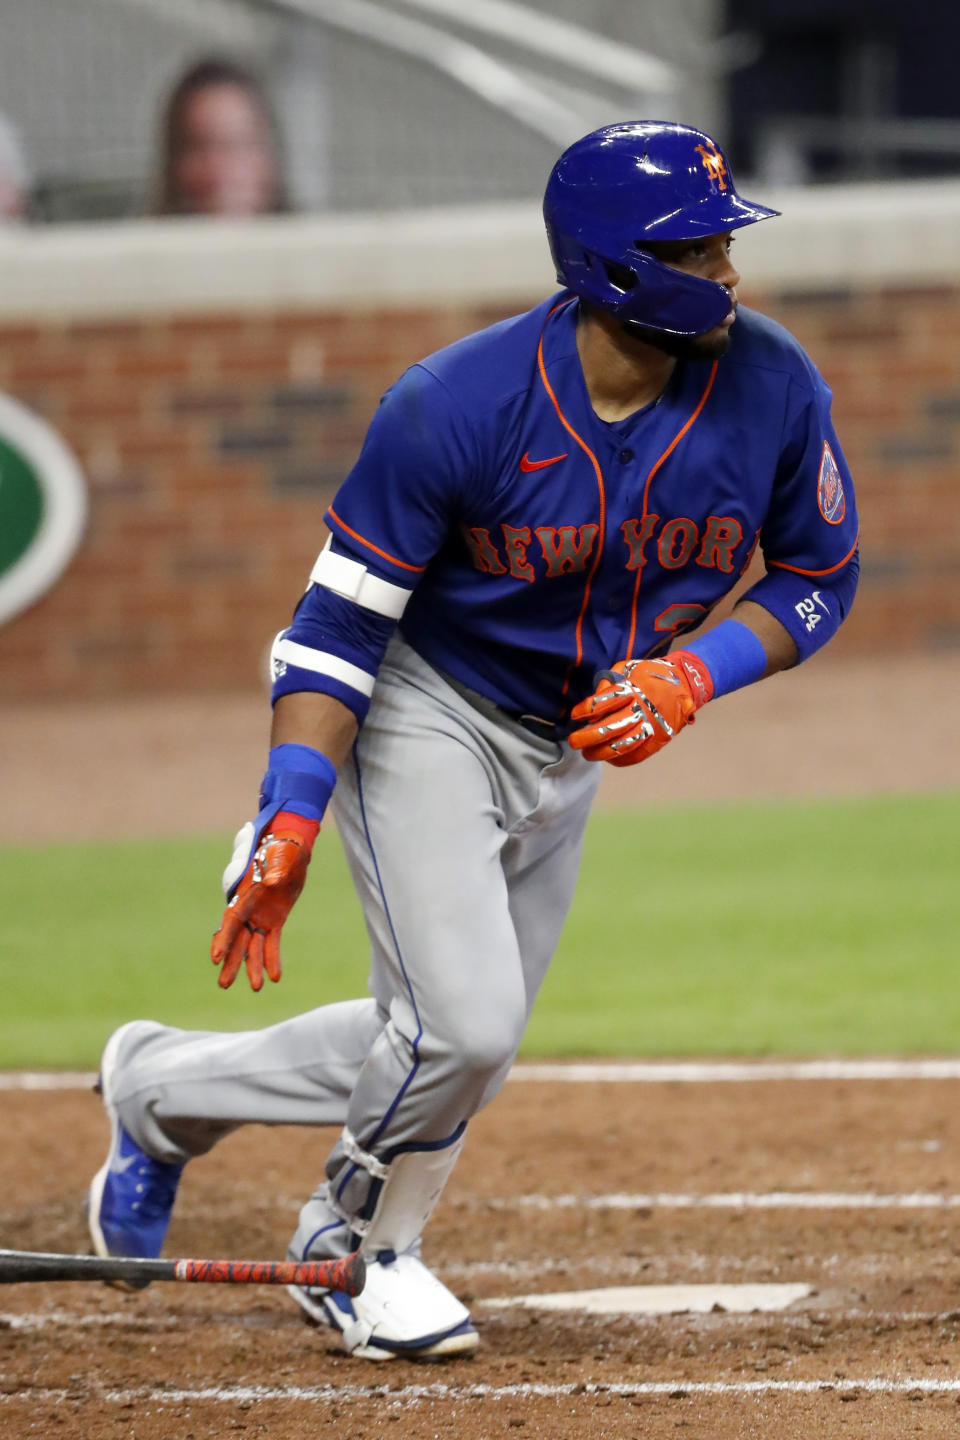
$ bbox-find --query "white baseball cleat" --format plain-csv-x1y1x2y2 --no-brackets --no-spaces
289,1250,477,1360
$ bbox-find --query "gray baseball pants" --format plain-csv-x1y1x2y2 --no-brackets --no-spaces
109,635,600,1258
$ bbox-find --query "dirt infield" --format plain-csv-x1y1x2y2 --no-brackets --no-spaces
4,652,960,845
4,654,959,1435
5,1071,960,1438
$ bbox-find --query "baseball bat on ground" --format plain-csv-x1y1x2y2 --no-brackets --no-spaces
0,1248,365,1295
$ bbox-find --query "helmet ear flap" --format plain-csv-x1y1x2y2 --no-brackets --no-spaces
602,260,637,294
598,244,735,337
565,245,638,297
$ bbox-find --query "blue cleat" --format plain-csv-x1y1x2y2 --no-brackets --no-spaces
87,1023,183,1287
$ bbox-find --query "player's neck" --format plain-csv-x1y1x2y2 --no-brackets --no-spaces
576,307,676,423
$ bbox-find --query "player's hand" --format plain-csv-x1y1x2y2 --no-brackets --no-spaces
569,651,713,767
211,811,320,991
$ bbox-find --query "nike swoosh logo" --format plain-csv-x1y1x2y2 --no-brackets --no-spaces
112,1151,139,1175
520,450,568,472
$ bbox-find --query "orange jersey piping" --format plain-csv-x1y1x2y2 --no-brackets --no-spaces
536,312,606,689
326,506,426,574
625,361,719,657
767,532,860,578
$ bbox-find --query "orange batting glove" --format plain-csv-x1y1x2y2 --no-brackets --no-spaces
569,651,714,767
211,811,320,991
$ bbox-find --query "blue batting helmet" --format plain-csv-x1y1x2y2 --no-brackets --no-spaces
543,121,779,338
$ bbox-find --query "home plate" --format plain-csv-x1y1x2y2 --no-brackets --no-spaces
485,1283,813,1316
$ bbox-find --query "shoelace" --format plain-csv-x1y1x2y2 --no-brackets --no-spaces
126,1159,182,1220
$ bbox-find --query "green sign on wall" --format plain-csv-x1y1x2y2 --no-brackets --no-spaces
0,393,87,627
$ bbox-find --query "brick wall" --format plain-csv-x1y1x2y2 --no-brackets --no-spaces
1,285,957,700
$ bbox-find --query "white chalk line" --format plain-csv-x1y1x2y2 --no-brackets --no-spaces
445,1252,924,1280
0,1071,97,1090
512,1060,960,1082
7,1058,960,1091
489,1191,960,1211
2,1378,960,1404
4,1306,959,1336
0,1310,154,1331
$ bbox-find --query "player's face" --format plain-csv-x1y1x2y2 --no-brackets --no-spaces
636,232,741,359
174,84,277,217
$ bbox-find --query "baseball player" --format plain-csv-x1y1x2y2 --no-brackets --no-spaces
87,121,859,1361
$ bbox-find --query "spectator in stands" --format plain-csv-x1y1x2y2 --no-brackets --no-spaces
0,112,30,221
151,58,289,217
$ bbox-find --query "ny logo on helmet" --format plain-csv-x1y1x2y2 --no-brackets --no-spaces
695,142,728,191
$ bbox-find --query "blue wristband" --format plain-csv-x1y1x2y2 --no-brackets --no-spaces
223,744,336,903
683,619,768,700
259,742,337,823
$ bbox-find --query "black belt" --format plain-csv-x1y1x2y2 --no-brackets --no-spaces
511,712,567,742
436,665,567,742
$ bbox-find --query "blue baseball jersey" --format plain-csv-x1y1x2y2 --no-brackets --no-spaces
271,293,859,729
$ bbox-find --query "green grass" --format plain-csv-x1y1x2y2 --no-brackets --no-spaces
539,791,960,1056
1,792,957,1067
